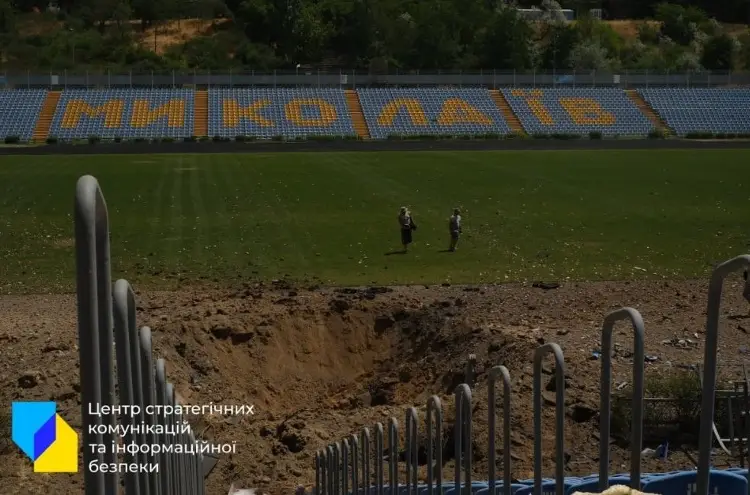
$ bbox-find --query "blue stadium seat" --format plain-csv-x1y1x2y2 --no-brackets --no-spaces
641,469,747,494
0,89,48,141
208,88,356,139
357,87,511,139
48,89,194,140
501,88,652,136
638,88,750,136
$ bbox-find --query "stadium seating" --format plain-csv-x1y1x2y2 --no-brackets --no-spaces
208,88,356,139
356,88,511,139
48,89,194,140
638,88,750,135
0,89,48,141
501,88,653,136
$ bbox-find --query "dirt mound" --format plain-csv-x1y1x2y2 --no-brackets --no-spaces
2,278,750,494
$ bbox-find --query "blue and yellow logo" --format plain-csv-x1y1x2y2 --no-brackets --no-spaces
11,401,78,472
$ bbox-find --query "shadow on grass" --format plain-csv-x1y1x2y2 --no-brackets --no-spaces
385,250,406,256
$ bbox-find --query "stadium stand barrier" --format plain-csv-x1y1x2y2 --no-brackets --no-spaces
2,70,750,88
315,256,750,495
75,175,206,495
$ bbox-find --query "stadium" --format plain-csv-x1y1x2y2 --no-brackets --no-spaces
3,1,750,494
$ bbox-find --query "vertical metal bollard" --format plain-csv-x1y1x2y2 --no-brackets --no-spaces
454,385,472,495
697,255,750,495
334,442,342,495
189,429,199,495
387,418,399,495
166,383,178,495
75,175,118,495
488,366,512,495
350,434,360,495
361,427,371,495
132,300,150,495
426,396,443,495
405,407,419,495
343,438,350,495
533,343,565,495
328,445,335,495
375,423,384,495
140,327,162,495
113,279,140,495
316,451,323,495
599,308,645,491
155,359,172,495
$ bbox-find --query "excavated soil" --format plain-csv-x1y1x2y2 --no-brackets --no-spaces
1,278,750,495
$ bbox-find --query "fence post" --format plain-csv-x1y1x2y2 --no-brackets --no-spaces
375,423,384,495
696,255,750,495
155,359,171,494
350,434,359,495
405,407,419,495
533,343,565,495
388,418,399,494
74,175,118,495
454,384,472,495
139,327,161,495
599,308,645,491
113,279,140,495
426,396,443,495
488,366,512,495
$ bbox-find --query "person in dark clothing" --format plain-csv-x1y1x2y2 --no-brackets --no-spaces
398,206,417,252
448,208,462,252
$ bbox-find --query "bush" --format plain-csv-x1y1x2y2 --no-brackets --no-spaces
589,131,602,139
648,129,667,139
134,137,148,143
114,136,122,143
235,135,246,142
46,136,58,145
183,136,197,142
532,133,550,139
161,137,175,143
4,136,20,144
271,135,284,141
198,136,210,142
88,135,100,144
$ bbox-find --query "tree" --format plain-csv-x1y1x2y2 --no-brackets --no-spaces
478,6,534,70
701,32,737,70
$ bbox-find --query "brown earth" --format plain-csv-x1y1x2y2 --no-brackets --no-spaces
1,278,750,495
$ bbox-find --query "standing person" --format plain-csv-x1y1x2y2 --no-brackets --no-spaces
448,208,462,252
398,206,417,252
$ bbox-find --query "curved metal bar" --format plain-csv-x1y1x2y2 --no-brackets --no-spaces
328,444,336,495
488,366,512,495
334,442,342,495
454,384,472,495
139,327,161,495
362,427,371,495
427,395,443,495
316,450,324,495
75,175,116,495
533,343,565,495
388,418,399,495
113,279,140,495
155,358,171,495
697,254,750,495
406,407,419,495
350,434,360,495
599,308,645,491
166,383,178,495
343,438,350,495
376,423,384,495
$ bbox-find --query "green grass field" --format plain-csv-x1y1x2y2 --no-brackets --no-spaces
1,149,749,294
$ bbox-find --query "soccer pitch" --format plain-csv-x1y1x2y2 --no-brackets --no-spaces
1,149,748,293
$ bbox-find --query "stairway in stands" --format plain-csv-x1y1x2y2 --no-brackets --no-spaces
344,90,371,139
194,90,208,137
625,89,673,135
489,89,525,135
32,90,62,142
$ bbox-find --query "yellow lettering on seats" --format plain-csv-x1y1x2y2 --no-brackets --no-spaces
130,100,185,128
436,98,492,125
61,100,124,128
511,90,554,125
376,98,427,126
284,99,337,126
559,97,616,125
223,99,273,127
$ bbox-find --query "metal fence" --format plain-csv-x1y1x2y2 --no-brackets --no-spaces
315,257,750,495
3,69,750,89
75,175,206,495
